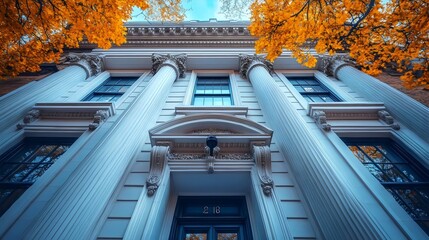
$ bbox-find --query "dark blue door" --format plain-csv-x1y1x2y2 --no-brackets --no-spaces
169,196,252,240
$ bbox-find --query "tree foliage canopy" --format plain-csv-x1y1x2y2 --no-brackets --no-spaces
249,0,429,89
0,0,184,78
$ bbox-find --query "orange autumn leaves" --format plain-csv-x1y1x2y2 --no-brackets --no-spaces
0,0,184,79
249,0,429,89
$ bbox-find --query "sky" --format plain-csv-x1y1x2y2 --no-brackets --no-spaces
184,0,227,20
130,0,231,22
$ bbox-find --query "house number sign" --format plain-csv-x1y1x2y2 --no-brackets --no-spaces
202,205,221,215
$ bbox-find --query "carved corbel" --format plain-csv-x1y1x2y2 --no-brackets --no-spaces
17,110,40,130
312,110,331,131
146,146,170,196
378,110,400,130
151,53,187,79
253,145,274,196
89,110,110,131
205,146,220,174
239,54,274,80
59,53,105,78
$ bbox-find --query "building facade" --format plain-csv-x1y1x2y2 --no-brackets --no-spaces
0,21,428,240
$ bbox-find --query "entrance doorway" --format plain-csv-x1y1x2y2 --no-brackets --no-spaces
169,196,253,240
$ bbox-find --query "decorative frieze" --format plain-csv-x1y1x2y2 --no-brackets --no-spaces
253,145,273,196
151,53,187,79
168,153,252,160
191,128,235,134
146,146,170,196
60,53,105,78
239,54,274,79
16,102,115,131
127,26,250,37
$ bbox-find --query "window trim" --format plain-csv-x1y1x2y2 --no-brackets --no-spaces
0,137,77,216
325,125,429,235
276,70,352,109
81,72,148,107
184,70,240,106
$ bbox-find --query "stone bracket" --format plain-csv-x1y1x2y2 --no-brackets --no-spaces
88,110,110,131
146,145,170,196
204,146,220,174
378,110,400,130
312,110,331,131
253,145,274,196
16,110,40,130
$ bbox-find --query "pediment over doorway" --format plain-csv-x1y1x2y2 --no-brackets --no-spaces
149,114,273,153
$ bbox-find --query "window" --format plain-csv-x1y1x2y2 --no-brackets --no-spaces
170,196,252,240
0,138,76,216
83,77,138,102
287,76,340,102
343,138,429,233
192,77,233,106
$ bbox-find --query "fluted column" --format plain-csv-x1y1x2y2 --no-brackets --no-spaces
240,54,410,239
22,54,187,240
322,58,429,142
0,53,105,131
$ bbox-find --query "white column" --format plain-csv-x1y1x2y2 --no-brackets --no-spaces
21,54,186,240
331,60,429,142
0,54,104,132
240,55,409,239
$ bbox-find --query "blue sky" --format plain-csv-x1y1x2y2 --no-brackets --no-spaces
131,0,229,21
183,0,226,20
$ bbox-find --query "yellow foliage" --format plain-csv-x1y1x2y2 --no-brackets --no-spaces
0,0,184,78
249,0,429,89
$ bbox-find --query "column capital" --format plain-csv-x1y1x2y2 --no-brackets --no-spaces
59,53,105,78
318,55,355,78
152,53,187,79
239,54,274,79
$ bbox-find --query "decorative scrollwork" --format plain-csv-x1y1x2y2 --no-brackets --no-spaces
146,146,169,196
239,54,274,79
253,145,274,196
60,53,105,78
318,55,355,78
151,53,187,79
205,146,220,173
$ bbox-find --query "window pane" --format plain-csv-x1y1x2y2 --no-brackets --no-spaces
193,97,204,106
203,97,213,106
213,97,223,106
83,77,137,102
185,233,207,240
217,233,238,240
344,138,429,233
193,77,233,106
0,138,75,216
